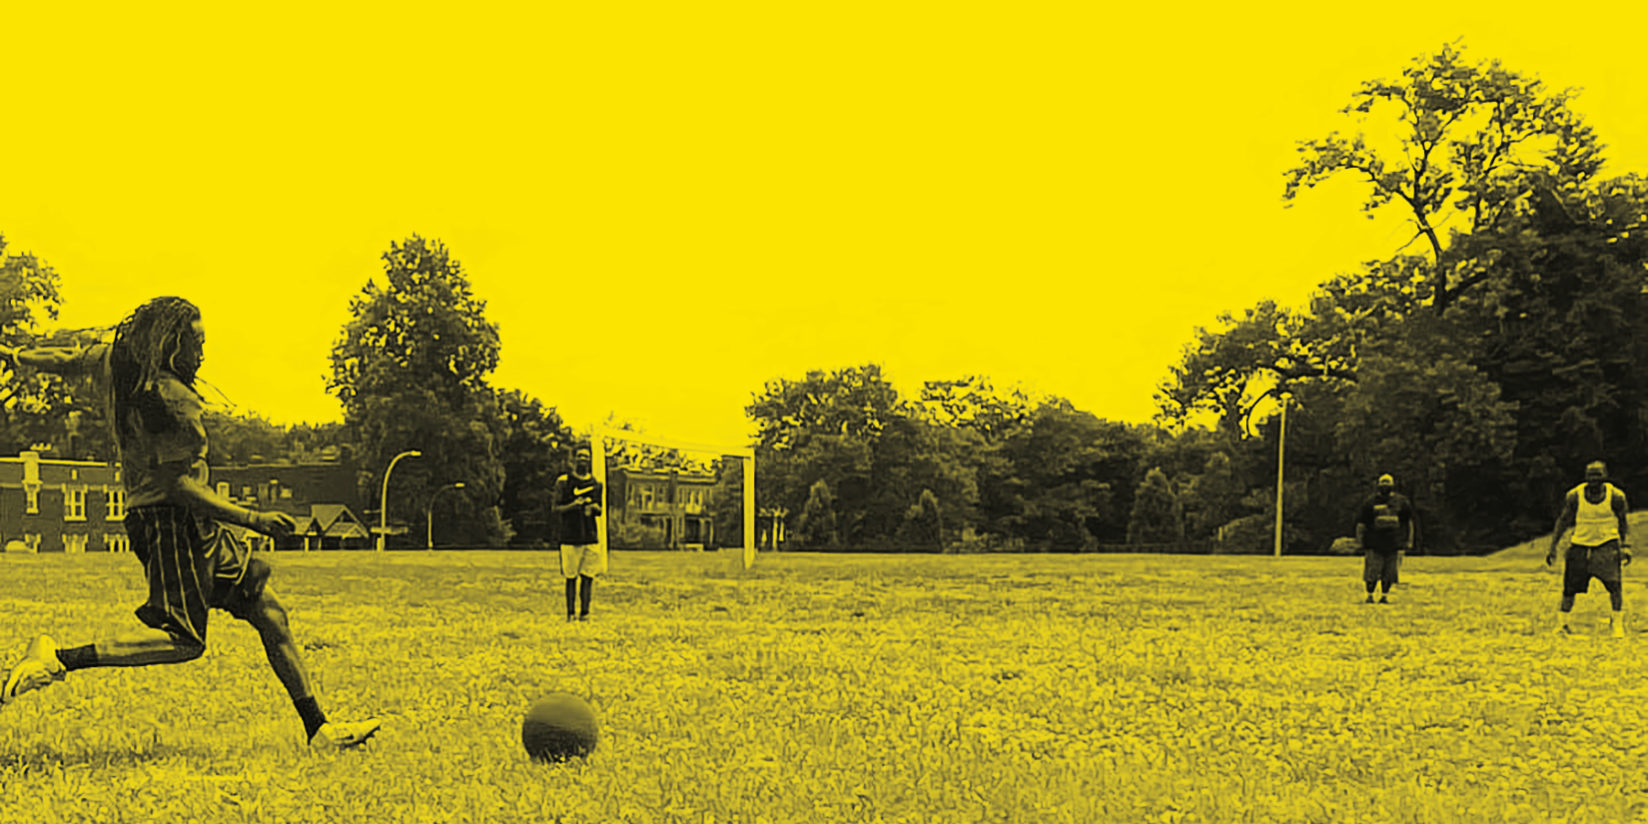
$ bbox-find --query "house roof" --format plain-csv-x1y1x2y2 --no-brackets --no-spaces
297,503,370,538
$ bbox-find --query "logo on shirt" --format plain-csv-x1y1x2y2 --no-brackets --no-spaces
574,486,597,498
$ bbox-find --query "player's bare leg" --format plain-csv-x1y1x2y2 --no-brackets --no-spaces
1606,581,1625,637
243,587,379,748
2,629,203,708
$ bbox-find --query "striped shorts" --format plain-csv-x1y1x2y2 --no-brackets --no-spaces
127,505,272,648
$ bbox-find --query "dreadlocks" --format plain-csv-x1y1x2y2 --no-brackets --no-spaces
106,297,204,450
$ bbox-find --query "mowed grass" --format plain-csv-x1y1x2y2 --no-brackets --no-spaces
3,550,1648,823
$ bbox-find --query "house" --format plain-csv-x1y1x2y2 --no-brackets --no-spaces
0,452,130,553
209,461,367,551
609,466,718,550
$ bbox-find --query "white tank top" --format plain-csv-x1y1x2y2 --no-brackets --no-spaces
1571,483,1622,546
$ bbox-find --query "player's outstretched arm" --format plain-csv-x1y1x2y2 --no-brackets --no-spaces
2,342,106,377
1617,489,1631,564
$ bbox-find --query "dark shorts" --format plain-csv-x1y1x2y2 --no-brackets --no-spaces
1363,550,1400,585
127,505,271,648
1564,540,1622,596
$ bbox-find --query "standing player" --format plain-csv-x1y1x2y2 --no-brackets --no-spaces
0,297,380,748
1546,461,1632,637
552,443,605,621
1356,474,1414,604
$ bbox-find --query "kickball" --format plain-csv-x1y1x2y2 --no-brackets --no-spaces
522,692,599,763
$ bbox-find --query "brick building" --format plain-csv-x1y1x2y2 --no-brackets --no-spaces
0,452,130,553
0,453,367,552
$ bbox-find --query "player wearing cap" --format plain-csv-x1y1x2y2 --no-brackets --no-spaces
1356,474,1414,604
1547,461,1632,636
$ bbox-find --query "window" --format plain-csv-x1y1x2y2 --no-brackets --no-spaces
105,532,130,553
63,533,88,553
281,487,293,499
24,481,40,514
65,486,87,521
242,486,253,499
217,481,231,498
106,488,126,520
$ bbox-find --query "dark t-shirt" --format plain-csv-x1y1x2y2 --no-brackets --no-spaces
553,474,603,546
61,343,210,508
1356,492,1414,553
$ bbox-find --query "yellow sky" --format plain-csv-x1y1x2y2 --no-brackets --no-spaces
5,2,1646,448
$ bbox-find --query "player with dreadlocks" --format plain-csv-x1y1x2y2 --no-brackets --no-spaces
0,296,380,748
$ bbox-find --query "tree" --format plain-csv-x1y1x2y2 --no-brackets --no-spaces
328,236,507,546
493,389,573,548
797,479,838,549
1180,450,1246,540
982,400,1148,549
1127,467,1184,544
204,410,288,464
898,489,944,551
748,364,981,546
1158,301,1356,440
1285,42,1603,313
0,236,118,461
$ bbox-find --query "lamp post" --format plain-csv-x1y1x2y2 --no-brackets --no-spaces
1273,392,1289,558
427,482,465,550
377,449,422,551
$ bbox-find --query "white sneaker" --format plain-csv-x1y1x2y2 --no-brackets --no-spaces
311,719,382,749
1,635,66,707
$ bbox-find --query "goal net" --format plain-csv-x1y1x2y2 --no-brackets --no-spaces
590,426,756,569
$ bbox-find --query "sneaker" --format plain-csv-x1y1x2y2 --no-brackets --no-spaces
1378,596,1390,605
578,614,590,622
311,719,382,750
1365,595,1375,604
1,635,66,707
566,614,577,622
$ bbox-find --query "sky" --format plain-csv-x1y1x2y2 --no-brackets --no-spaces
5,1,1647,449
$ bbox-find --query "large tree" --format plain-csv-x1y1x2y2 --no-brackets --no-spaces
1285,42,1603,314
0,235,114,460
328,236,506,546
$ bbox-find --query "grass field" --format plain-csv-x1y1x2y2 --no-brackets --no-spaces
4,549,1648,823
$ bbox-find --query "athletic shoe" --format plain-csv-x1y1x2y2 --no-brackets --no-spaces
1614,620,1627,638
566,614,577,622
1365,595,1375,604
311,719,382,750
1378,596,1390,604
1,635,66,707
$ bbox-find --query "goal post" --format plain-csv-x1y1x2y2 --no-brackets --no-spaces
590,425,757,569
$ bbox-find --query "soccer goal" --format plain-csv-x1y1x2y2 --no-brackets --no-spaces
590,425,756,569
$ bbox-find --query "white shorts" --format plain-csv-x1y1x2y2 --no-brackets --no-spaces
560,543,607,578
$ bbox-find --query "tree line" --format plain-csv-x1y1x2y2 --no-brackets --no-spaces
3,43,1642,553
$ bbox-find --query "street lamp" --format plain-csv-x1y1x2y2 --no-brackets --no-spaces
377,450,422,551
427,482,466,550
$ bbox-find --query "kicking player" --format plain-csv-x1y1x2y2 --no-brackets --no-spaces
1356,474,1414,603
552,444,605,621
1547,461,1632,637
0,296,380,748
